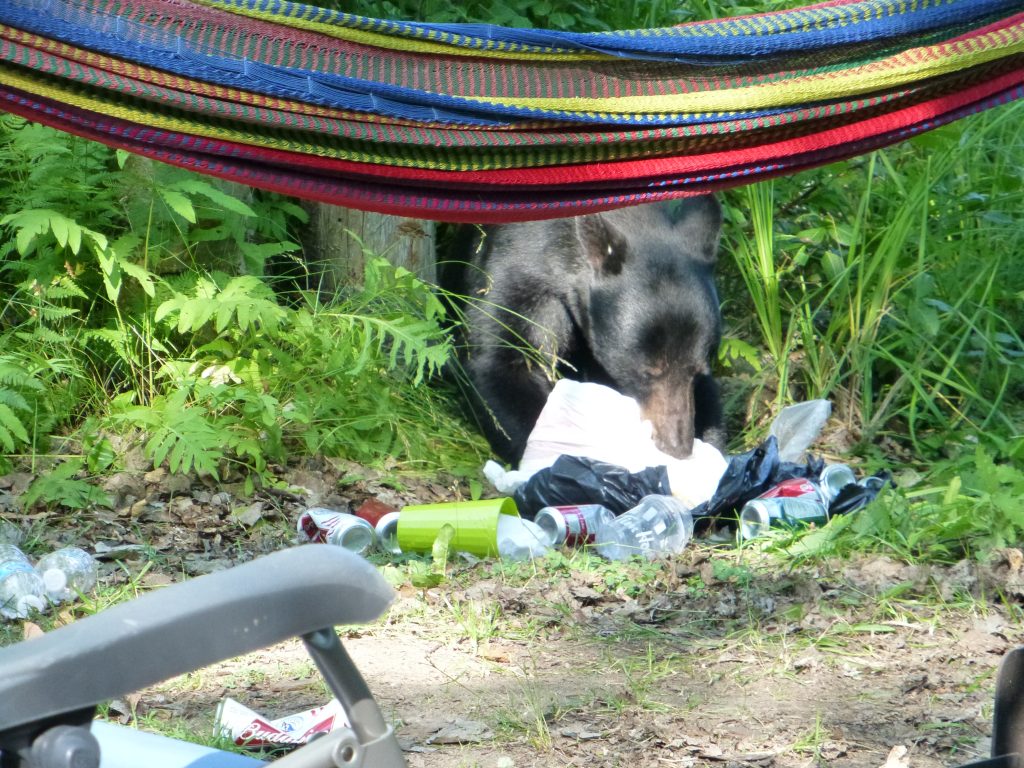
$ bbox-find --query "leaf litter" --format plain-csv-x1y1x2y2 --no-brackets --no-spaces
2,460,1024,768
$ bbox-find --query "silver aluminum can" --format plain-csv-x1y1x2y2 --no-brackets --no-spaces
739,497,829,541
534,505,615,548
819,463,857,502
321,513,375,555
374,511,401,555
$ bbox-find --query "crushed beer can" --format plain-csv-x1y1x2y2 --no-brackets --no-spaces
215,697,349,749
296,508,376,555
819,463,857,501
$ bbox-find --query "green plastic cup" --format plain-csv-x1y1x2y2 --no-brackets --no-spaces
397,498,519,557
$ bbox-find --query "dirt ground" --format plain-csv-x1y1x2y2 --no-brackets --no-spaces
4,457,1023,768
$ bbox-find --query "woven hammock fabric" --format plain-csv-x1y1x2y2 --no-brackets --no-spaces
1,0,1023,221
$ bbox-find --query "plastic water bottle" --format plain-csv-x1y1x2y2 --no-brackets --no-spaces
0,543,47,619
595,495,694,561
35,547,99,603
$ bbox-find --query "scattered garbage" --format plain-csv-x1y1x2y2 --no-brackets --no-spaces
486,380,728,508
0,543,100,619
534,504,616,548
512,455,672,520
595,495,694,561
215,696,349,749
692,435,823,522
737,464,891,540
296,508,376,555
288,398,885,562
35,546,99,603
0,543,47,619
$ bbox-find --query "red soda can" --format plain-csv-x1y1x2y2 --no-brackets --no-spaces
756,477,824,502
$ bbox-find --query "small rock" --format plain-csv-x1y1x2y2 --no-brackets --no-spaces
426,719,493,745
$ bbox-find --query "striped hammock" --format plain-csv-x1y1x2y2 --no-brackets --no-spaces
1,0,1023,222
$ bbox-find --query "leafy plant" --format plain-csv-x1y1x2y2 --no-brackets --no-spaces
99,258,480,484
20,459,113,511
782,444,1024,564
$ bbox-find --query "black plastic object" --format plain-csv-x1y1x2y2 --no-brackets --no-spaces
513,455,671,519
692,435,824,520
954,647,1024,768
828,470,892,516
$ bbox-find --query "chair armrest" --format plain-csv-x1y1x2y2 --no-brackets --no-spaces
0,544,393,732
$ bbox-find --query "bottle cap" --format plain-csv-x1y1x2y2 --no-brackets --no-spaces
42,568,69,597
16,593,45,617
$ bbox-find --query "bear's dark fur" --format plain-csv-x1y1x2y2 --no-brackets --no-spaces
441,197,725,465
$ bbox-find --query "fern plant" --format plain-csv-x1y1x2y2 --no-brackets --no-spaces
102,257,477,483
0,356,42,459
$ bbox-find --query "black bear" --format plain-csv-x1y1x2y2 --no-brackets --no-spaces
441,196,725,465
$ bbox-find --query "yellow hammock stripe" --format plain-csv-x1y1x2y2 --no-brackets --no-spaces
186,0,610,62
2,65,627,169
463,24,1024,114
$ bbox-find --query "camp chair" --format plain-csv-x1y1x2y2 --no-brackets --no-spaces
960,646,1024,768
0,544,406,768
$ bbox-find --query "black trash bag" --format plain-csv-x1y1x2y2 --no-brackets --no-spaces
828,470,892,517
512,454,671,520
692,435,824,520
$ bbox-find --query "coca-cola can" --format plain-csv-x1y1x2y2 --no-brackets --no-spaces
534,504,614,548
756,477,825,503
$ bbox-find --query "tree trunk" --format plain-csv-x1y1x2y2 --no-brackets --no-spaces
299,202,436,294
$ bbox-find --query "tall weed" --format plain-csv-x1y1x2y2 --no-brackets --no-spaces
720,101,1024,455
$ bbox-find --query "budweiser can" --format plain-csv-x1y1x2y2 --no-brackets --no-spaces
297,508,375,555
738,478,829,540
534,504,615,548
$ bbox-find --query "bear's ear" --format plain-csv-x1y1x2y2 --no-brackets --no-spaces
575,214,630,276
666,195,722,265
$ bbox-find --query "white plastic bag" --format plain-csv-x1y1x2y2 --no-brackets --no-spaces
489,380,727,508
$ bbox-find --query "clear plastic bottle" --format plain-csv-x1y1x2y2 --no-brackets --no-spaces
35,547,99,603
0,543,47,619
595,495,694,561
